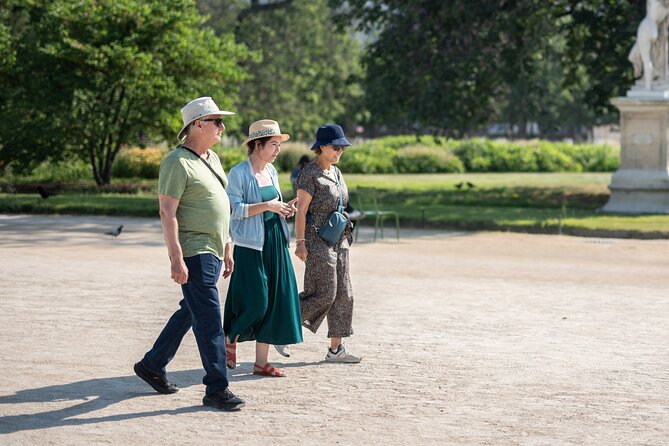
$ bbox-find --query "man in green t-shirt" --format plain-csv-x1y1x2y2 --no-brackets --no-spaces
134,97,245,411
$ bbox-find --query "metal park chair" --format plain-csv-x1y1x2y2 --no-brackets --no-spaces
354,186,400,242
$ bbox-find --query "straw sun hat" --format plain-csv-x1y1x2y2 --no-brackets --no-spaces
242,119,290,147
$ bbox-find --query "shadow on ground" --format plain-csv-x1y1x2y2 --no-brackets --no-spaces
0,369,206,434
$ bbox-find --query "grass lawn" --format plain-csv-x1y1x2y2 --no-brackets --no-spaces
1,173,668,238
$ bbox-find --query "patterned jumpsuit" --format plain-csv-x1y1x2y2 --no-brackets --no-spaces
296,161,354,338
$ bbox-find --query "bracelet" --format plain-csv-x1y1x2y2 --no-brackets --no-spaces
295,239,306,244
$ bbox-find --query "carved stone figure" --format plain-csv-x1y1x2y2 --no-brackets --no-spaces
629,0,669,90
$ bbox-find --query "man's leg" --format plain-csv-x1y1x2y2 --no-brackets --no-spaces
141,298,192,376
182,254,230,395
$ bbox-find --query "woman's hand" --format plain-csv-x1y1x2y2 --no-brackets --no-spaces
266,197,294,218
295,242,308,262
285,197,298,218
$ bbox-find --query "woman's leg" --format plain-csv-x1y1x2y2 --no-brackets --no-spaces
255,342,270,367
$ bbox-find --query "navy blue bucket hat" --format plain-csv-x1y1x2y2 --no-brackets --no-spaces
310,124,351,151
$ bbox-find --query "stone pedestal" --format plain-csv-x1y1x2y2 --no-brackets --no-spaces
601,97,669,214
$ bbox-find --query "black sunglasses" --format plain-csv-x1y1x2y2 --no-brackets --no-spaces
332,145,347,152
200,118,225,128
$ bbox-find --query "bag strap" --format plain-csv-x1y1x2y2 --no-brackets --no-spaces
178,145,226,188
333,166,343,213
306,167,344,226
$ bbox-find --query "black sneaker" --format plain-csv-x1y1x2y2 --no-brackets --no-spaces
203,388,245,411
133,361,179,394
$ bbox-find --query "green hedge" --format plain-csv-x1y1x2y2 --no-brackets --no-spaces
1,137,621,185
452,139,619,173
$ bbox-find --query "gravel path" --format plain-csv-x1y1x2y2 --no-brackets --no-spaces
0,214,667,445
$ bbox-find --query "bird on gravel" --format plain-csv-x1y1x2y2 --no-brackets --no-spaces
105,225,124,238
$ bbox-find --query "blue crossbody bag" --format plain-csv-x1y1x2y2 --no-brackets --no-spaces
307,167,348,245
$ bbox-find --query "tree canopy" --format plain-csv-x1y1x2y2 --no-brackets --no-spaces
0,0,248,185
330,0,645,137
0,0,653,185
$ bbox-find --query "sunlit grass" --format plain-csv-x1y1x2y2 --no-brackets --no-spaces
1,173,667,237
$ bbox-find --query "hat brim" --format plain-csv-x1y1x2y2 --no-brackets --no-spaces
242,133,290,147
177,110,235,140
310,137,352,151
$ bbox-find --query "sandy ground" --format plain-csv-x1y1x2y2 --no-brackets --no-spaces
0,214,667,446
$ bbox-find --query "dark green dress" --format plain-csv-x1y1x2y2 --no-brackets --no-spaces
223,185,303,345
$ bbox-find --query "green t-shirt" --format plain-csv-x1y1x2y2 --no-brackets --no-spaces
158,147,231,259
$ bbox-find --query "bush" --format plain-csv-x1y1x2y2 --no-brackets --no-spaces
4,137,618,184
112,146,166,179
394,145,464,173
274,142,313,173
564,143,620,172
214,146,248,172
452,138,618,173
29,159,92,182
337,142,397,173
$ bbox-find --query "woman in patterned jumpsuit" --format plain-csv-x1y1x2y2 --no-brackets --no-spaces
294,124,362,363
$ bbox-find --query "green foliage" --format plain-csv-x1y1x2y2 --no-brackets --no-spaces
394,146,464,174
234,0,363,139
112,146,166,179
273,143,313,173
1,159,91,183
452,139,618,173
338,143,397,173
0,0,249,186
330,1,546,134
563,1,643,117
212,146,248,172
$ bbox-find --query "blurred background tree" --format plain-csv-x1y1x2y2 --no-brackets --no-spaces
197,0,363,139
330,0,644,138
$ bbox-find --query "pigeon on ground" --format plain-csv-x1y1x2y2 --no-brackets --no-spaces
105,225,124,238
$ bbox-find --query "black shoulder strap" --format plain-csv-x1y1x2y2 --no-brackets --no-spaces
178,145,226,188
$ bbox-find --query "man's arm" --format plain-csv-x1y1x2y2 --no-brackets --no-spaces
159,194,188,285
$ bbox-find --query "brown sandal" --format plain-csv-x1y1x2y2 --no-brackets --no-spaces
226,342,237,369
253,363,286,377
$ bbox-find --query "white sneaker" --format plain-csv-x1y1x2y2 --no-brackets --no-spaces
325,345,362,363
274,344,291,358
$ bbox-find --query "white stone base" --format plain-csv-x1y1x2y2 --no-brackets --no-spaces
602,169,669,214
601,97,669,214
601,189,669,214
626,81,669,99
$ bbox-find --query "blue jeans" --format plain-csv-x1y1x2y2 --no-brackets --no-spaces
141,253,229,396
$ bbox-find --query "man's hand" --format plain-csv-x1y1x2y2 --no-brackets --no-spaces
170,257,188,285
223,242,235,278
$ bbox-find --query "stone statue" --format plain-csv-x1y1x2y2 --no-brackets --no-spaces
629,0,669,90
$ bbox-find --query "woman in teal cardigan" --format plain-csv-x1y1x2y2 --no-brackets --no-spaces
223,119,302,377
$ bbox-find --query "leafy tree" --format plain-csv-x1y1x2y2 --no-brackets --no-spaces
561,0,644,117
331,1,648,136
235,0,362,138
0,0,248,186
196,0,363,139
493,8,598,140
331,1,547,136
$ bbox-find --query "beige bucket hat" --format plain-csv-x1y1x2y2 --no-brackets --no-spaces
177,97,234,140
242,119,290,147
